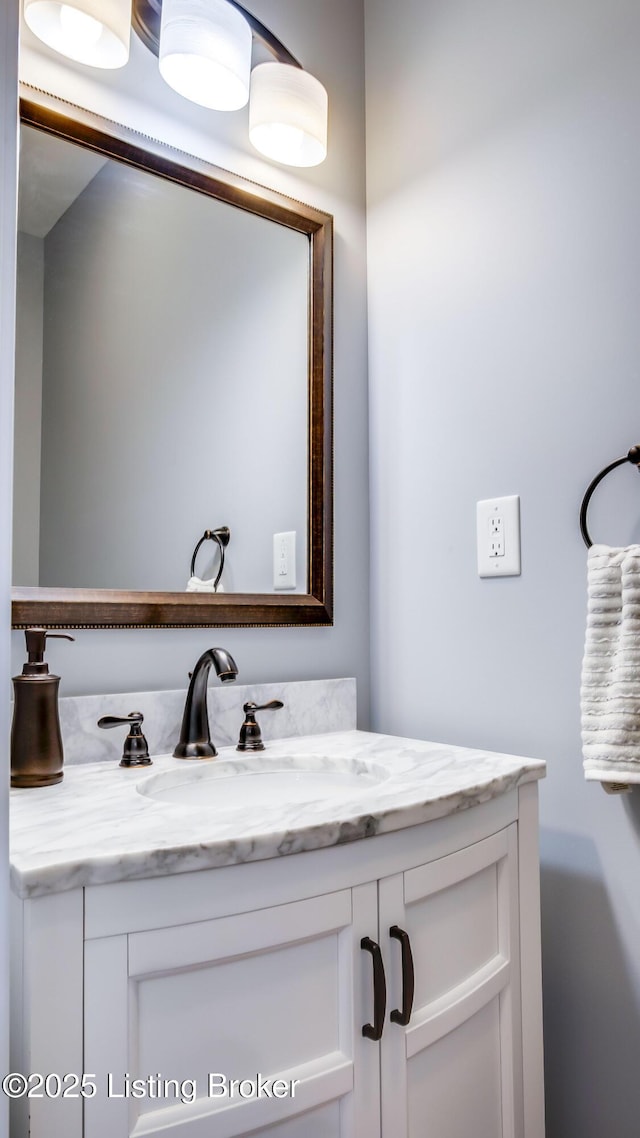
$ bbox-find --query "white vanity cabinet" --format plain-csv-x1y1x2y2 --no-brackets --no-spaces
11,785,544,1138
379,825,522,1138
84,884,381,1138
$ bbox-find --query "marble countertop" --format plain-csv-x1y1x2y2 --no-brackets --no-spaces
10,730,545,898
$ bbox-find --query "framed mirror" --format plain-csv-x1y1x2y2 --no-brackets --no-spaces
12,93,333,628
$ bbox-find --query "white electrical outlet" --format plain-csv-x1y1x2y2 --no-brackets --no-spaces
477,496,521,577
489,513,504,557
273,531,296,590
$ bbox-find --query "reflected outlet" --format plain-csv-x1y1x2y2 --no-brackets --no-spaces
273,532,296,590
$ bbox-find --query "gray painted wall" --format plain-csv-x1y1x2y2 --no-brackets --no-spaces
15,0,371,722
1,0,19,1126
13,1,640,1130
34,156,307,592
365,0,640,1133
12,230,43,586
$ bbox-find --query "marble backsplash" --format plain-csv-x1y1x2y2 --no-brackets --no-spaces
57,677,356,765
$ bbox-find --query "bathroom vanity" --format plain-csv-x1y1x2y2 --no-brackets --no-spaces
9,722,545,1138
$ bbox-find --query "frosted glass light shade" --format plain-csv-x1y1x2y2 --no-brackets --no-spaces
249,62,328,167
23,0,131,67
159,0,252,111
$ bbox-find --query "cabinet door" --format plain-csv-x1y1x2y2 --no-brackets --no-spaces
379,826,522,1138
84,883,380,1138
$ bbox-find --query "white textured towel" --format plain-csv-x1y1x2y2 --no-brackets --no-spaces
185,577,225,593
582,544,640,784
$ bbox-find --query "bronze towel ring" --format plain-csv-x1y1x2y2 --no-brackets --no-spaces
190,526,230,591
579,445,640,548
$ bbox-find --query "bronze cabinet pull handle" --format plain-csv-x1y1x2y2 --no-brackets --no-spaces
361,937,387,1041
390,925,415,1027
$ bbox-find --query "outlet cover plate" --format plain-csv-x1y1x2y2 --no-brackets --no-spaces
477,496,521,577
273,531,296,590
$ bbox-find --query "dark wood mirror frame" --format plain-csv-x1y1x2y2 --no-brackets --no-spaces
12,93,333,629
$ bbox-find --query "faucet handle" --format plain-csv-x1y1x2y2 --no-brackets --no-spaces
237,700,284,752
97,711,152,768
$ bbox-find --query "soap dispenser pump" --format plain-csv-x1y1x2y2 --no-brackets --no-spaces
11,628,75,788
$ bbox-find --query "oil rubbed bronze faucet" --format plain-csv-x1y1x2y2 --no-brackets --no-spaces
173,647,238,759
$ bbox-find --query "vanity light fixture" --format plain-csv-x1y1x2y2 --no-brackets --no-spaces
158,0,252,111
24,0,329,166
24,0,132,68
249,61,328,167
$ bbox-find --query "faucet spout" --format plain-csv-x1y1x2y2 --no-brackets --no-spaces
173,647,238,759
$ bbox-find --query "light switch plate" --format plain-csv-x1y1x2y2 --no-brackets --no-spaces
477,496,521,577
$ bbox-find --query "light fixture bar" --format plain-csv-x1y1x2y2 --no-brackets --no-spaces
25,0,328,165
131,0,301,68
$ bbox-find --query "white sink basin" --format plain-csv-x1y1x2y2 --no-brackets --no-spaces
138,755,389,811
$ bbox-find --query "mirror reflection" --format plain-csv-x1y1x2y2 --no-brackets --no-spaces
13,124,309,595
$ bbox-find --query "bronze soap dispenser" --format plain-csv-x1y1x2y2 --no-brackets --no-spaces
11,628,74,788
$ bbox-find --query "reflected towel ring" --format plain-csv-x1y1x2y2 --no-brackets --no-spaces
190,526,230,591
580,446,640,548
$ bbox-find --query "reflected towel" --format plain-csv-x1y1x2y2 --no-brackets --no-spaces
581,544,640,784
185,577,225,593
